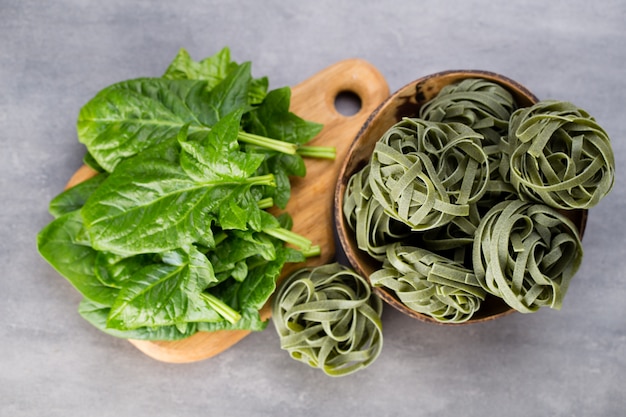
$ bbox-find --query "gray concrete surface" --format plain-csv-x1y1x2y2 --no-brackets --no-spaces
2,1,625,416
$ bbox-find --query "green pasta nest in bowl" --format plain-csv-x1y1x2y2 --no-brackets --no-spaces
335,70,614,325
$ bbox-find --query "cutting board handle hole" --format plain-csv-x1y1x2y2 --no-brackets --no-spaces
334,90,362,116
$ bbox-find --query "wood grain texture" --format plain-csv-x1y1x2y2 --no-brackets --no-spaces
65,59,390,363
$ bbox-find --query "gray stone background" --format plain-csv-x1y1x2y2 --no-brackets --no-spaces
2,1,625,416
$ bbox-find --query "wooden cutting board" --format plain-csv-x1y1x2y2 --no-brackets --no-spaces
65,59,390,363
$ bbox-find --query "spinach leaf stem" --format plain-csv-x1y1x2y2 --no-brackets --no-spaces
244,173,276,187
257,197,274,209
297,145,337,160
200,292,241,324
263,227,321,258
237,131,298,155
237,132,336,160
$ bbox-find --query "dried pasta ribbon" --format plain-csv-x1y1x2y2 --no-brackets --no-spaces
343,164,411,261
370,243,485,323
420,203,482,263
420,78,517,146
472,199,583,313
504,100,615,209
271,263,383,377
368,118,490,231
420,77,520,200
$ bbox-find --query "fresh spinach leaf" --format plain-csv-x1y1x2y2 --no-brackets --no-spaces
81,112,275,256
37,210,119,306
197,306,267,332
48,174,107,218
39,47,327,341
178,111,264,183
77,78,208,172
79,299,200,340
106,245,223,331
78,62,259,172
83,152,105,173
163,47,268,105
202,62,253,126
255,152,306,208
244,87,323,207
163,47,239,91
208,230,278,280
94,251,154,289
211,244,304,312
245,87,323,146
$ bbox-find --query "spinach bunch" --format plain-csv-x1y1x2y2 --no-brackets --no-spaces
37,48,332,340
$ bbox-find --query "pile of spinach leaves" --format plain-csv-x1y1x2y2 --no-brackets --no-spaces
37,47,333,340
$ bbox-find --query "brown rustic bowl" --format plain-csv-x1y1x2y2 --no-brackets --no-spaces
334,70,588,325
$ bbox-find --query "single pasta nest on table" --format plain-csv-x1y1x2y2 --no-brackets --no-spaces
271,263,383,377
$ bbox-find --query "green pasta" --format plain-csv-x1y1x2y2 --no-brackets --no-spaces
271,263,383,377
368,118,490,231
343,164,411,261
504,100,615,210
341,79,614,322
420,78,517,147
472,199,583,313
370,243,485,323
419,203,481,263
420,78,519,200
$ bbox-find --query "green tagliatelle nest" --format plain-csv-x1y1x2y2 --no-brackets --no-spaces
370,243,485,323
344,165,412,261
504,100,615,209
472,200,583,313
343,78,614,322
419,78,521,201
368,118,490,231
271,263,383,377
420,77,517,147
